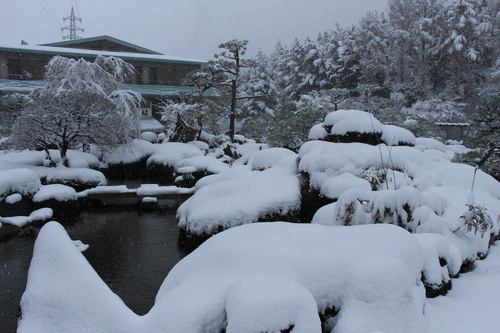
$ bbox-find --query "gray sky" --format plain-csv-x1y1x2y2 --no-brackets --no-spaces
0,0,388,61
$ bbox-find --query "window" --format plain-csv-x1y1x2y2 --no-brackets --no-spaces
134,66,142,84
8,59,22,80
150,67,158,85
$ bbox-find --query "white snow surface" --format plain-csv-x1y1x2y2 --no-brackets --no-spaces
40,166,107,187
324,109,384,135
245,147,297,171
5,193,22,204
33,184,78,202
1,207,53,227
0,150,47,166
381,124,416,146
147,142,204,167
308,123,329,140
0,168,41,199
424,241,500,333
302,140,500,267
19,221,426,333
174,155,228,174
103,139,156,164
178,163,301,235
48,149,101,168
320,173,372,200
18,222,500,332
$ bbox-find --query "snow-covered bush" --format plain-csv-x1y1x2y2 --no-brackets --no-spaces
0,150,47,166
40,167,107,191
301,138,500,273
102,139,156,180
103,139,156,165
146,142,205,183
381,124,416,146
140,131,158,143
323,109,384,145
0,168,41,199
19,222,426,333
178,162,301,238
244,147,297,171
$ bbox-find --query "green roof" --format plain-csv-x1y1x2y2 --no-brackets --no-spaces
0,79,221,98
41,35,163,55
0,45,205,65
122,84,222,97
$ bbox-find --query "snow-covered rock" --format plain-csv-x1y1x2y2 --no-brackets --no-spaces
19,222,426,333
33,184,78,202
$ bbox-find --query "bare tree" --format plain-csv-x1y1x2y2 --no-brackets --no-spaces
10,55,143,166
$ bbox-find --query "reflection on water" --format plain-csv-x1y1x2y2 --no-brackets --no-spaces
0,206,184,332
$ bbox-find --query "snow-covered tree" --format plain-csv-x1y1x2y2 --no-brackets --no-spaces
0,93,28,137
10,55,143,166
159,98,226,142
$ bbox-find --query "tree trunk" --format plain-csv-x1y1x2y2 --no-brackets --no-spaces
229,79,237,141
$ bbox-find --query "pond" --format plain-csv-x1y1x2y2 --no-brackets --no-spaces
0,204,187,332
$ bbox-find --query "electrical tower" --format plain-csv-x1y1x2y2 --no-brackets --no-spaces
61,7,84,40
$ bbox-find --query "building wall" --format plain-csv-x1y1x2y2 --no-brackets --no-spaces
0,50,200,86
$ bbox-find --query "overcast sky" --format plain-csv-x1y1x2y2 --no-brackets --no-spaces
0,0,388,61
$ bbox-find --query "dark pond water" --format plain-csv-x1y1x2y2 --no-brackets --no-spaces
0,204,186,332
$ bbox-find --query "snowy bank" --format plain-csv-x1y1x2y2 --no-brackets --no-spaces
19,222,426,333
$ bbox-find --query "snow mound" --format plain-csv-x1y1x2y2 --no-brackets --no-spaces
246,147,297,171
147,142,204,167
324,109,384,135
48,149,101,168
18,222,138,333
178,166,301,236
0,208,53,228
40,167,107,189
320,173,372,200
140,131,158,143
156,222,426,333
33,184,78,202
381,124,416,146
19,222,426,333
308,123,329,140
174,155,228,175
0,168,41,199
103,139,156,164
0,150,47,166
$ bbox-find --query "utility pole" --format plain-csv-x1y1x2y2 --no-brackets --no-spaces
62,7,84,40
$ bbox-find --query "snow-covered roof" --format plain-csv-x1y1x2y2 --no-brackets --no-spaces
0,79,222,97
40,35,163,55
0,43,206,64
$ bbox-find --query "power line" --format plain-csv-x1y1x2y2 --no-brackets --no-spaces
52,0,65,19
38,0,62,34
74,0,82,20
43,0,61,29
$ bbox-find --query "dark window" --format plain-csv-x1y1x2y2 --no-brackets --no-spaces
150,67,158,85
134,66,142,84
8,59,22,80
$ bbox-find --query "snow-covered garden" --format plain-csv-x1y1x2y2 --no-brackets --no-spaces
2,108,499,332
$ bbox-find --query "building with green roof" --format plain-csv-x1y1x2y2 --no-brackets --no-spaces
0,35,220,132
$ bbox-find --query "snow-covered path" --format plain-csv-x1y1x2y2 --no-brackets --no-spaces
425,242,500,333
